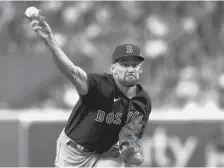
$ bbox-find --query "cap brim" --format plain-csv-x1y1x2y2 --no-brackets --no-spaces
114,55,145,63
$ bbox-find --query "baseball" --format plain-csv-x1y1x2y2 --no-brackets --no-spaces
25,6,39,18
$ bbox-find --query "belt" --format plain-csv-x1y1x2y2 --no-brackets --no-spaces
67,141,96,153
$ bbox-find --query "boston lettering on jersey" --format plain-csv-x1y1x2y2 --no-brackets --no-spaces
64,73,151,154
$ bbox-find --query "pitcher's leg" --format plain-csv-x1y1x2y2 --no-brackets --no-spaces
54,142,98,167
54,129,99,167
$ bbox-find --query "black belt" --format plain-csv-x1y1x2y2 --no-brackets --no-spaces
67,141,96,153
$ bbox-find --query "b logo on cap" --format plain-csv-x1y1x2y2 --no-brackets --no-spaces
126,45,133,54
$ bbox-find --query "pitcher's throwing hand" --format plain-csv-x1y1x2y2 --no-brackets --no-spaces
25,6,52,42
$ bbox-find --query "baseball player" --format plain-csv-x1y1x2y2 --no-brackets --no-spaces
26,9,151,167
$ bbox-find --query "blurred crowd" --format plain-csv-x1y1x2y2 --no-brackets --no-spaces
1,1,224,110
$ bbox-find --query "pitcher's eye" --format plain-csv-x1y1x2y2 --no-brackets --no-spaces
132,63,138,68
121,62,129,67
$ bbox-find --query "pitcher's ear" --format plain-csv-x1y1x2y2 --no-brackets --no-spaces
110,64,115,73
139,63,143,73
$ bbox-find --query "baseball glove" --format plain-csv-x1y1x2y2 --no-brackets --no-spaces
118,115,144,166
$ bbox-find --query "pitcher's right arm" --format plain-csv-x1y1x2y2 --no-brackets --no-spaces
28,12,88,95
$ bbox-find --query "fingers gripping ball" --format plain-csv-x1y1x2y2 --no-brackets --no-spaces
119,115,144,166
24,6,48,38
24,6,39,19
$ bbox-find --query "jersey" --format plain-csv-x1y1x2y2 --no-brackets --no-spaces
64,73,151,154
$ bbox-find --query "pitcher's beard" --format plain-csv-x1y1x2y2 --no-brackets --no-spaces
123,80,136,87
115,75,137,87
123,75,138,87
125,83,135,87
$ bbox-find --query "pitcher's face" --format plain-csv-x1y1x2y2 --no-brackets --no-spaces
111,56,143,87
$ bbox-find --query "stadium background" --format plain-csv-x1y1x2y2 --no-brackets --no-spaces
1,1,224,167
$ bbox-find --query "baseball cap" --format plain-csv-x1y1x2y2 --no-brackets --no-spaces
112,44,145,63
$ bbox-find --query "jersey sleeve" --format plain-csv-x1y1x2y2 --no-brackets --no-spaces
79,73,113,109
138,99,152,139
